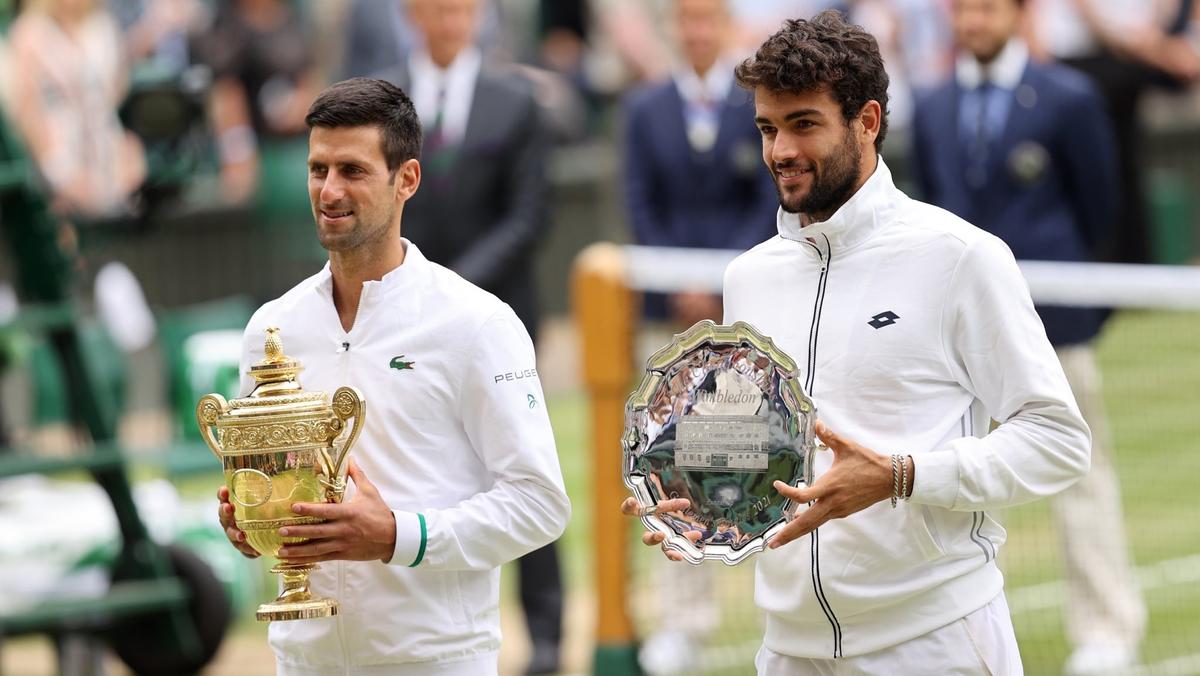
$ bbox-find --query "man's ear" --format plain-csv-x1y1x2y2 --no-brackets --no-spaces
395,158,421,202
858,100,882,146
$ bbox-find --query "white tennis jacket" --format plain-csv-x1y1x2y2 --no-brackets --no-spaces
238,241,569,675
724,159,1090,658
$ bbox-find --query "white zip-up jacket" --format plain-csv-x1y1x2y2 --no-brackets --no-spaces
237,241,570,675
724,159,1090,659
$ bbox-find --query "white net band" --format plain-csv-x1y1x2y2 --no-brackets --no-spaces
624,245,1200,309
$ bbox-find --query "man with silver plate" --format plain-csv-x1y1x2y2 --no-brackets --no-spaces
623,10,1090,675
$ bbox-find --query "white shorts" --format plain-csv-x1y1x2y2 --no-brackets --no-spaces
755,593,1023,675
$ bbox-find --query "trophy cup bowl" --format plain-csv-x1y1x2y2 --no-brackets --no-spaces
196,327,366,621
623,320,816,565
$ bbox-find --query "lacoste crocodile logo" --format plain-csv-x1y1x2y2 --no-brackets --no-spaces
390,355,416,370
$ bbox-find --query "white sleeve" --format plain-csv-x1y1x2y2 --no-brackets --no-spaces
389,308,571,570
910,235,1091,511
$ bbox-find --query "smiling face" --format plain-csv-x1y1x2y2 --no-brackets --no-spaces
753,87,877,221
307,125,419,253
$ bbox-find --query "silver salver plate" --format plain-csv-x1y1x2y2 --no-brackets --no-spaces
623,321,816,565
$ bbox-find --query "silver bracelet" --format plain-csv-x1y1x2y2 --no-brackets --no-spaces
901,455,910,502
890,454,900,508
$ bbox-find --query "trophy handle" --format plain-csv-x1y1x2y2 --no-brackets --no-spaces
195,394,229,459
325,386,366,503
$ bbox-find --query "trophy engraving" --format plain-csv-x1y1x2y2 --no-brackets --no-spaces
623,320,816,565
197,328,366,621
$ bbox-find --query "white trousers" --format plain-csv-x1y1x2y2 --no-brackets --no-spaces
755,594,1022,675
1052,344,1145,650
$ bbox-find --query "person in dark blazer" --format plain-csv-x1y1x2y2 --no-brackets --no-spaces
623,0,779,327
377,0,549,341
377,1,560,673
911,1,1144,674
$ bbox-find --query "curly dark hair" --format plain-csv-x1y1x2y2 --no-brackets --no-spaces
734,10,890,152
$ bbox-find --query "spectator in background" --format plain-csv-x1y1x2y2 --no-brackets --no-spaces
538,0,589,79
593,0,674,84
340,0,505,79
375,1,562,673
911,1,1143,673
623,0,778,330
1029,0,1200,264
109,0,207,74
6,0,145,217
890,0,956,97
194,0,320,205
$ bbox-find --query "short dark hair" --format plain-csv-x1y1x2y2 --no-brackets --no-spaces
734,10,890,151
305,78,423,172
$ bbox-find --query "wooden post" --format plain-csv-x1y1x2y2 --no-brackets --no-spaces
572,243,641,675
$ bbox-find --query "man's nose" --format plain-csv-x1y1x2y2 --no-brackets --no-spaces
771,131,800,166
320,174,345,203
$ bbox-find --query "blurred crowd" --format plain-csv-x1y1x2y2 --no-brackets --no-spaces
0,0,1196,225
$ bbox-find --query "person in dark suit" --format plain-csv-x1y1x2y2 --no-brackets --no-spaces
623,0,779,328
912,1,1144,673
376,1,561,673
1028,0,1199,264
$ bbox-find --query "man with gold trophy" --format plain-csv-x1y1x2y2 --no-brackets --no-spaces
207,78,569,676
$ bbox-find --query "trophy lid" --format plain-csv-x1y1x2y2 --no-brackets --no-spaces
226,327,327,416
249,327,302,383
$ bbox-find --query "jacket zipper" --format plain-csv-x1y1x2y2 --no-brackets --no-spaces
336,561,349,672
335,318,354,673
802,234,842,658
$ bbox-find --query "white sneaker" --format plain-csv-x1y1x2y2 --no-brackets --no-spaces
1064,643,1137,676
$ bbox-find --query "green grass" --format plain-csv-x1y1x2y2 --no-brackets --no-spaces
1004,310,1200,674
557,309,1200,675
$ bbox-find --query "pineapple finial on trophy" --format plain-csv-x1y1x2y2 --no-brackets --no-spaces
264,326,285,362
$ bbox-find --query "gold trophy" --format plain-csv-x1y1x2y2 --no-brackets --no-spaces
196,327,366,621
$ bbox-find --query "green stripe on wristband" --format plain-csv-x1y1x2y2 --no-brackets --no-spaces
409,513,427,568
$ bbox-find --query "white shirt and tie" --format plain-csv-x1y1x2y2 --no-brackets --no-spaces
408,46,482,148
955,39,1030,187
673,58,736,154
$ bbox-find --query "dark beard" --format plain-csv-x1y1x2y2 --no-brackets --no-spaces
777,127,862,221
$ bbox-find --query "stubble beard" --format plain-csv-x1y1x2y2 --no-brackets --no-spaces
317,206,394,254
777,127,862,222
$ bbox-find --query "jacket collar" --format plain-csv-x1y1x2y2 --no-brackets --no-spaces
776,156,899,252
316,238,428,313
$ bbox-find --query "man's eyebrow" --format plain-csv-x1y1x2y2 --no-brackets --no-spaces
785,109,823,121
755,109,824,125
